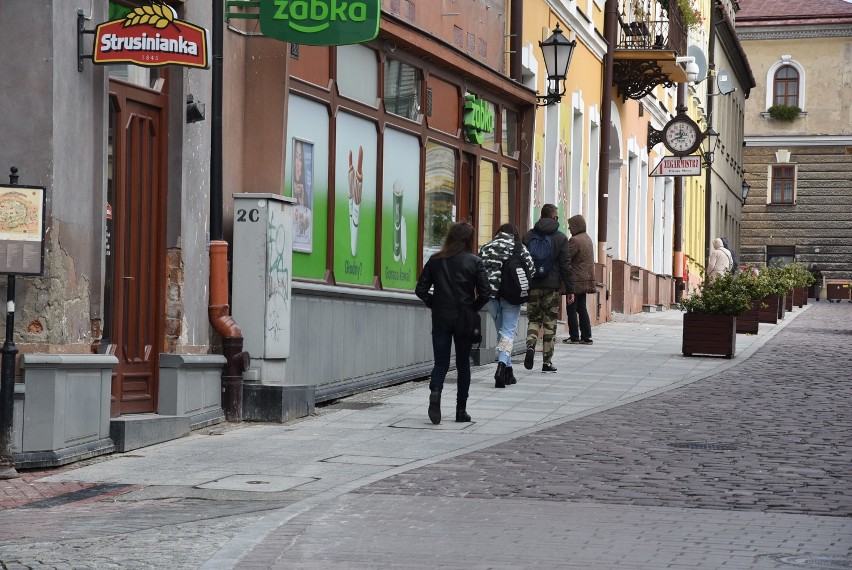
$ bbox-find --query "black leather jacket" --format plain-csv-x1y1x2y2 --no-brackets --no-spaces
416,251,491,331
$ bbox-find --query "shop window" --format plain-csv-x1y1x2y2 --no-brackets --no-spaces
337,44,378,107
478,99,497,152
770,165,796,204
767,246,795,267
291,45,331,88
383,58,421,121
773,66,799,107
477,160,496,245
500,167,518,226
426,76,460,135
424,141,457,262
502,109,519,158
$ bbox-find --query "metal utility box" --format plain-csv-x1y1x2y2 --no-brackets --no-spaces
232,194,295,362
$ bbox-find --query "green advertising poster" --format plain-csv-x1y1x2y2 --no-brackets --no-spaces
259,0,380,46
285,96,329,280
381,129,420,290
334,113,377,286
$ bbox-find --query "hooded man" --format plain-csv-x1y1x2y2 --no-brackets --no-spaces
707,237,733,281
563,214,596,345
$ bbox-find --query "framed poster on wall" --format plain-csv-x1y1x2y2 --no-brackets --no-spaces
291,138,314,253
0,184,46,275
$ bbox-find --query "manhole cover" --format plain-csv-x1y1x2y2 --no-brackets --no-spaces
667,442,738,451
775,555,852,569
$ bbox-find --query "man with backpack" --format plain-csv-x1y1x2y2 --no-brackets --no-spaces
522,204,574,373
479,224,535,388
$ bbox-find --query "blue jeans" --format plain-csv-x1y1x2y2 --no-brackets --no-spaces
567,292,592,341
430,326,472,402
487,298,522,366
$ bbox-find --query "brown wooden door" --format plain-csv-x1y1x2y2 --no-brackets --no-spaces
106,80,168,417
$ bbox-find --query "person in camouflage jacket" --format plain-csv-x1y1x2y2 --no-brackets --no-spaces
478,223,535,388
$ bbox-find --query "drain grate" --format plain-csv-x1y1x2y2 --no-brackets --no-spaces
775,555,852,569
327,401,385,410
21,484,131,509
666,442,739,451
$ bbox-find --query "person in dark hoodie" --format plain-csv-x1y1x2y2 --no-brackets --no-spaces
521,204,574,373
563,214,596,345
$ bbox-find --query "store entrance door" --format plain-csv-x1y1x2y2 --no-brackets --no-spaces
104,80,168,417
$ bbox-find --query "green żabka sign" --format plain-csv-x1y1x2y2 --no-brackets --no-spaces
260,0,380,46
463,95,494,145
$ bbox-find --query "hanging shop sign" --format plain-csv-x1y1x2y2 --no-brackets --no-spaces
650,155,702,177
92,3,209,69
258,0,380,46
463,96,495,145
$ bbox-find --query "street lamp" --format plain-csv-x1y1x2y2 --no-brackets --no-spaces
742,179,751,203
536,24,576,107
701,127,719,167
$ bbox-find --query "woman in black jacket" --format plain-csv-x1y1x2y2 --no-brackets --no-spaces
416,222,490,424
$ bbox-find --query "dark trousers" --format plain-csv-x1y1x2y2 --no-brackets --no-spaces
430,327,472,402
567,292,592,341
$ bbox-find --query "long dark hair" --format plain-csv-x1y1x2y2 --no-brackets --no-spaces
495,223,521,243
433,222,475,259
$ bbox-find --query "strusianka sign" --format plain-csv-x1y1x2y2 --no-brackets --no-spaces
93,3,209,69
259,0,380,46
650,155,702,177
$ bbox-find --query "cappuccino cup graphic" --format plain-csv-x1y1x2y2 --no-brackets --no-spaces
392,180,404,262
348,147,363,257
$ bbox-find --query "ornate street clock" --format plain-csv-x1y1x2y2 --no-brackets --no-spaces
662,116,702,155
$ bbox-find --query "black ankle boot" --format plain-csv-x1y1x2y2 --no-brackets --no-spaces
494,362,506,388
455,401,471,422
428,390,441,424
505,367,517,385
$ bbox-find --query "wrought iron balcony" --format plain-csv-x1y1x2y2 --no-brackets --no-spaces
613,0,690,100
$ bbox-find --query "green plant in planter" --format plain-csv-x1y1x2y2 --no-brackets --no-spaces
779,262,816,288
761,265,796,296
767,104,801,121
737,269,774,306
677,272,755,315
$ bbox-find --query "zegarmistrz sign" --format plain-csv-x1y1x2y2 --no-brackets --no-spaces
93,3,209,69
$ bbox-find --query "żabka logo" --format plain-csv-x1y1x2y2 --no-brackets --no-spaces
93,3,209,69
260,0,379,46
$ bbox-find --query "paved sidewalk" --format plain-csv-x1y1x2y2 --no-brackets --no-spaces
3,303,847,569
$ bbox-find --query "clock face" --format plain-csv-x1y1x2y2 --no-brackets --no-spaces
664,120,700,154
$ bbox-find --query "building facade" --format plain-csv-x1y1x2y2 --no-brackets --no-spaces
736,0,852,283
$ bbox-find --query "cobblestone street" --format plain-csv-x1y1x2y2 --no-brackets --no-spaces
1,302,850,569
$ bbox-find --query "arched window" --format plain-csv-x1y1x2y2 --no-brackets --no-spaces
773,66,799,107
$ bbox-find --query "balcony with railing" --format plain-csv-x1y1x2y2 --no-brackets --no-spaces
613,0,691,99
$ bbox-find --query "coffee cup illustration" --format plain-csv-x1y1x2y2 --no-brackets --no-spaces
348,147,363,257
392,180,404,261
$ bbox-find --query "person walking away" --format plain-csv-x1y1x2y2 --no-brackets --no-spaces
720,237,739,274
810,264,823,301
416,222,490,424
707,237,733,281
479,223,535,388
563,214,595,345
522,204,574,373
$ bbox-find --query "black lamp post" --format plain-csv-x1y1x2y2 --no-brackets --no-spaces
537,24,577,106
741,179,751,203
701,127,719,167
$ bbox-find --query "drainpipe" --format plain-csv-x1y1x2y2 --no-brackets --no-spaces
509,0,523,83
703,2,718,270
597,0,617,261
674,84,687,298
210,0,248,421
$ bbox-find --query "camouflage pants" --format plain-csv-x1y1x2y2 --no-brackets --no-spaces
525,288,560,365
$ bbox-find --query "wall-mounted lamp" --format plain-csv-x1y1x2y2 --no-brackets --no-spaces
701,126,719,167
186,94,206,124
536,24,576,107
675,56,700,83
741,179,751,204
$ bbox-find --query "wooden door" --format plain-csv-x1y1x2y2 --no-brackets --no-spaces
105,80,168,416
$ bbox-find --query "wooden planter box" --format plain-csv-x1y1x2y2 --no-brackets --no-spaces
759,295,781,324
778,294,787,320
795,287,807,307
736,300,760,334
785,290,794,312
683,313,736,358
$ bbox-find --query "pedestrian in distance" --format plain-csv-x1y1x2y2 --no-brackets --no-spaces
416,222,490,425
707,237,733,281
479,223,535,388
563,214,595,345
522,204,574,373
810,264,823,301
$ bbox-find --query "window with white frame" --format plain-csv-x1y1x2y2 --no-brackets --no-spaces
769,164,796,204
765,57,805,111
